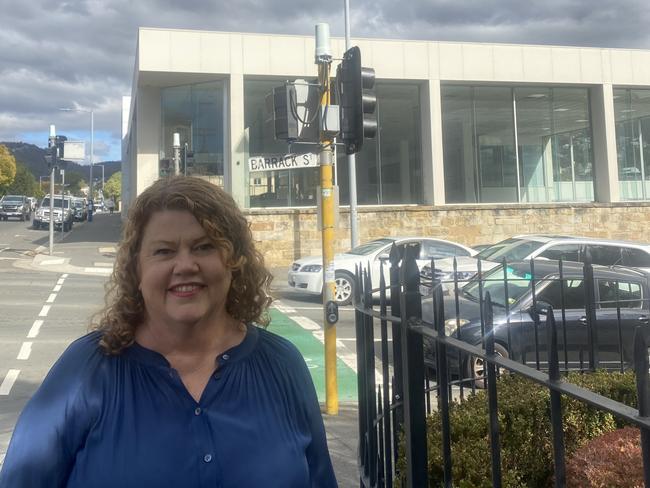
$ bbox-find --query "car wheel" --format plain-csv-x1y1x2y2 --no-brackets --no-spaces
334,271,355,306
465,342,509,389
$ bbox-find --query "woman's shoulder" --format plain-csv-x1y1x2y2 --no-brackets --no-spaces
255,326,304,364
48,330,109,379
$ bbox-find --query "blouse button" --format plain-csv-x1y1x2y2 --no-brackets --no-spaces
194,407,202,416
222,354,230,361
204,454,213,463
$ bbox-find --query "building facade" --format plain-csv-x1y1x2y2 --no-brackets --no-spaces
124,28,650,265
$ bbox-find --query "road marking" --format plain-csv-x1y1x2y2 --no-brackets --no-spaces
57,278,65,285
0,370,20,395
46,293,57,303
99,246,116,253
27,320,43,338
38,305,51,317
93,262,114,267
62,273,69,278
53,284,62,292
274,302,297,314
83,267,112,275
41,258,65,265
291,316,321,331
17,342,32,360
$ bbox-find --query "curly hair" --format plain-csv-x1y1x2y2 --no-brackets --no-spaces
94,176,273,355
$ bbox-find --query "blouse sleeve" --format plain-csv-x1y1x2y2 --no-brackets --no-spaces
292,350,339,488
0,335,101,487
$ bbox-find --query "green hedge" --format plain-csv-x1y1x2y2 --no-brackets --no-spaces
396,370,638,488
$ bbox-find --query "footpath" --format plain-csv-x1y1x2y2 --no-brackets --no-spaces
19,213,360,487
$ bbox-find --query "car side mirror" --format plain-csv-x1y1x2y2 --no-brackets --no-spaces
529,300,552,317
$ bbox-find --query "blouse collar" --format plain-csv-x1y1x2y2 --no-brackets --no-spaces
122,323,259,368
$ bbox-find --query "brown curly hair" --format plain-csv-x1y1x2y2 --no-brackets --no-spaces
94,176,273,354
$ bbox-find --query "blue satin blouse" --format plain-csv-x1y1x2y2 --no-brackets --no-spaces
0,325,337,487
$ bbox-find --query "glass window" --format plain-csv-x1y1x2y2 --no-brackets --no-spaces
623,248,650,267
598,280,642,309
614,88,650,200
337,83,423,205
538,279,585,309
463,265,532,307
538,243,582,263
442,85,594,204
586,245,624,266
420,240,471,259
244,79,319,207
161,81,225,186
477,237,546,262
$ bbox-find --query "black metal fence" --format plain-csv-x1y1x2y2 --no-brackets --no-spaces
354,243,650,487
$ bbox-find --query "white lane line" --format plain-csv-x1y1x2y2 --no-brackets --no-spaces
0,370,20,395
41,258,65,265
38,305,51,317
53,284,62,292
46,293,57,303
57,278,65,285
62,273,68,278
291,316,321,331
27,320,44,338
17,342,32,360
83,267,112,275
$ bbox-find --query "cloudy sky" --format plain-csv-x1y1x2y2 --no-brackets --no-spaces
1,0,649,163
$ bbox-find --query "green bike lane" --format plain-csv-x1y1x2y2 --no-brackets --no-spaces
268,309,358,402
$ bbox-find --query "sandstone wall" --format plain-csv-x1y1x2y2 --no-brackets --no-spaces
244,203,650,267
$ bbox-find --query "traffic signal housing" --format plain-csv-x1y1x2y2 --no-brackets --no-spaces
337,46,377,155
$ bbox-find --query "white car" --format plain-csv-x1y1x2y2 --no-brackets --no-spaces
288,237,477,305
421,234,650,290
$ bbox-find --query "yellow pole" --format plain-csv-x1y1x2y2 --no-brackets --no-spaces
318,61,338,415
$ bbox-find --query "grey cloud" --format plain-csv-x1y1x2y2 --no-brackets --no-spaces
2,0,650,161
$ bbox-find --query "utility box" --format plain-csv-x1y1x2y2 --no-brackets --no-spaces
272,80,319,142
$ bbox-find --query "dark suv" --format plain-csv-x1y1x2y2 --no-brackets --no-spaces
0,195,31,221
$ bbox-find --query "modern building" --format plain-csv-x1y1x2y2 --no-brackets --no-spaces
123,27,650,265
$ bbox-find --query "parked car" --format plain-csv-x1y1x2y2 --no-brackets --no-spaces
289,237,477,305
71,197,88,222
33,195,75,231
421,234,650,291
0,195,31,221
27,197,37,212
423,260,650,383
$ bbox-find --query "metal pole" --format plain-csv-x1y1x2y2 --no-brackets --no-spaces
90,111,94,204
60,169,65,232
344,0,360,248
48,125,55,256
316,23,338,415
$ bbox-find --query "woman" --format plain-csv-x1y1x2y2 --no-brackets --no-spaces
0,176,337,487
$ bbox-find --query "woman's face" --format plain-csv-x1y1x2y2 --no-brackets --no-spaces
137,210,232,328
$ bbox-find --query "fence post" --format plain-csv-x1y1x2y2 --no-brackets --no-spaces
546,308,566,486
399,243,427,487
484,292,502,488
389,243,404,465
433,270,453,487
583,249,599,370
633,326,650,486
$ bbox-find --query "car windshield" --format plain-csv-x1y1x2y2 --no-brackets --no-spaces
2,197,23,203
347,238,395,256
74,201,83,208
463,265,533,307
42,198,70,208
476,237,547,263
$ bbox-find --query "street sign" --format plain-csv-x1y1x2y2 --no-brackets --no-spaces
248,152,318,172
63,141,85,161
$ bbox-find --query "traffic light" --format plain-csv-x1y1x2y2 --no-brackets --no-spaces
336,46,377,155
273,84,299,141
45,136,57,170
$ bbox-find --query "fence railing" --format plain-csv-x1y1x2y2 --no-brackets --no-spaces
355,243,650,487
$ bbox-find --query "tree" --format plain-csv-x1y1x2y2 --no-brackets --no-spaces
0,144,17,191
5,163,38,196
104,171,121,202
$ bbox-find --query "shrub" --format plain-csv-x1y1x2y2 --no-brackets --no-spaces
396,370,638,487
565,427,642,487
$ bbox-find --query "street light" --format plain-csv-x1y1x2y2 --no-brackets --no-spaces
58,107,94,200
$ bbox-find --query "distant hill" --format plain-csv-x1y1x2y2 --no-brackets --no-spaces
1,142,121,183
